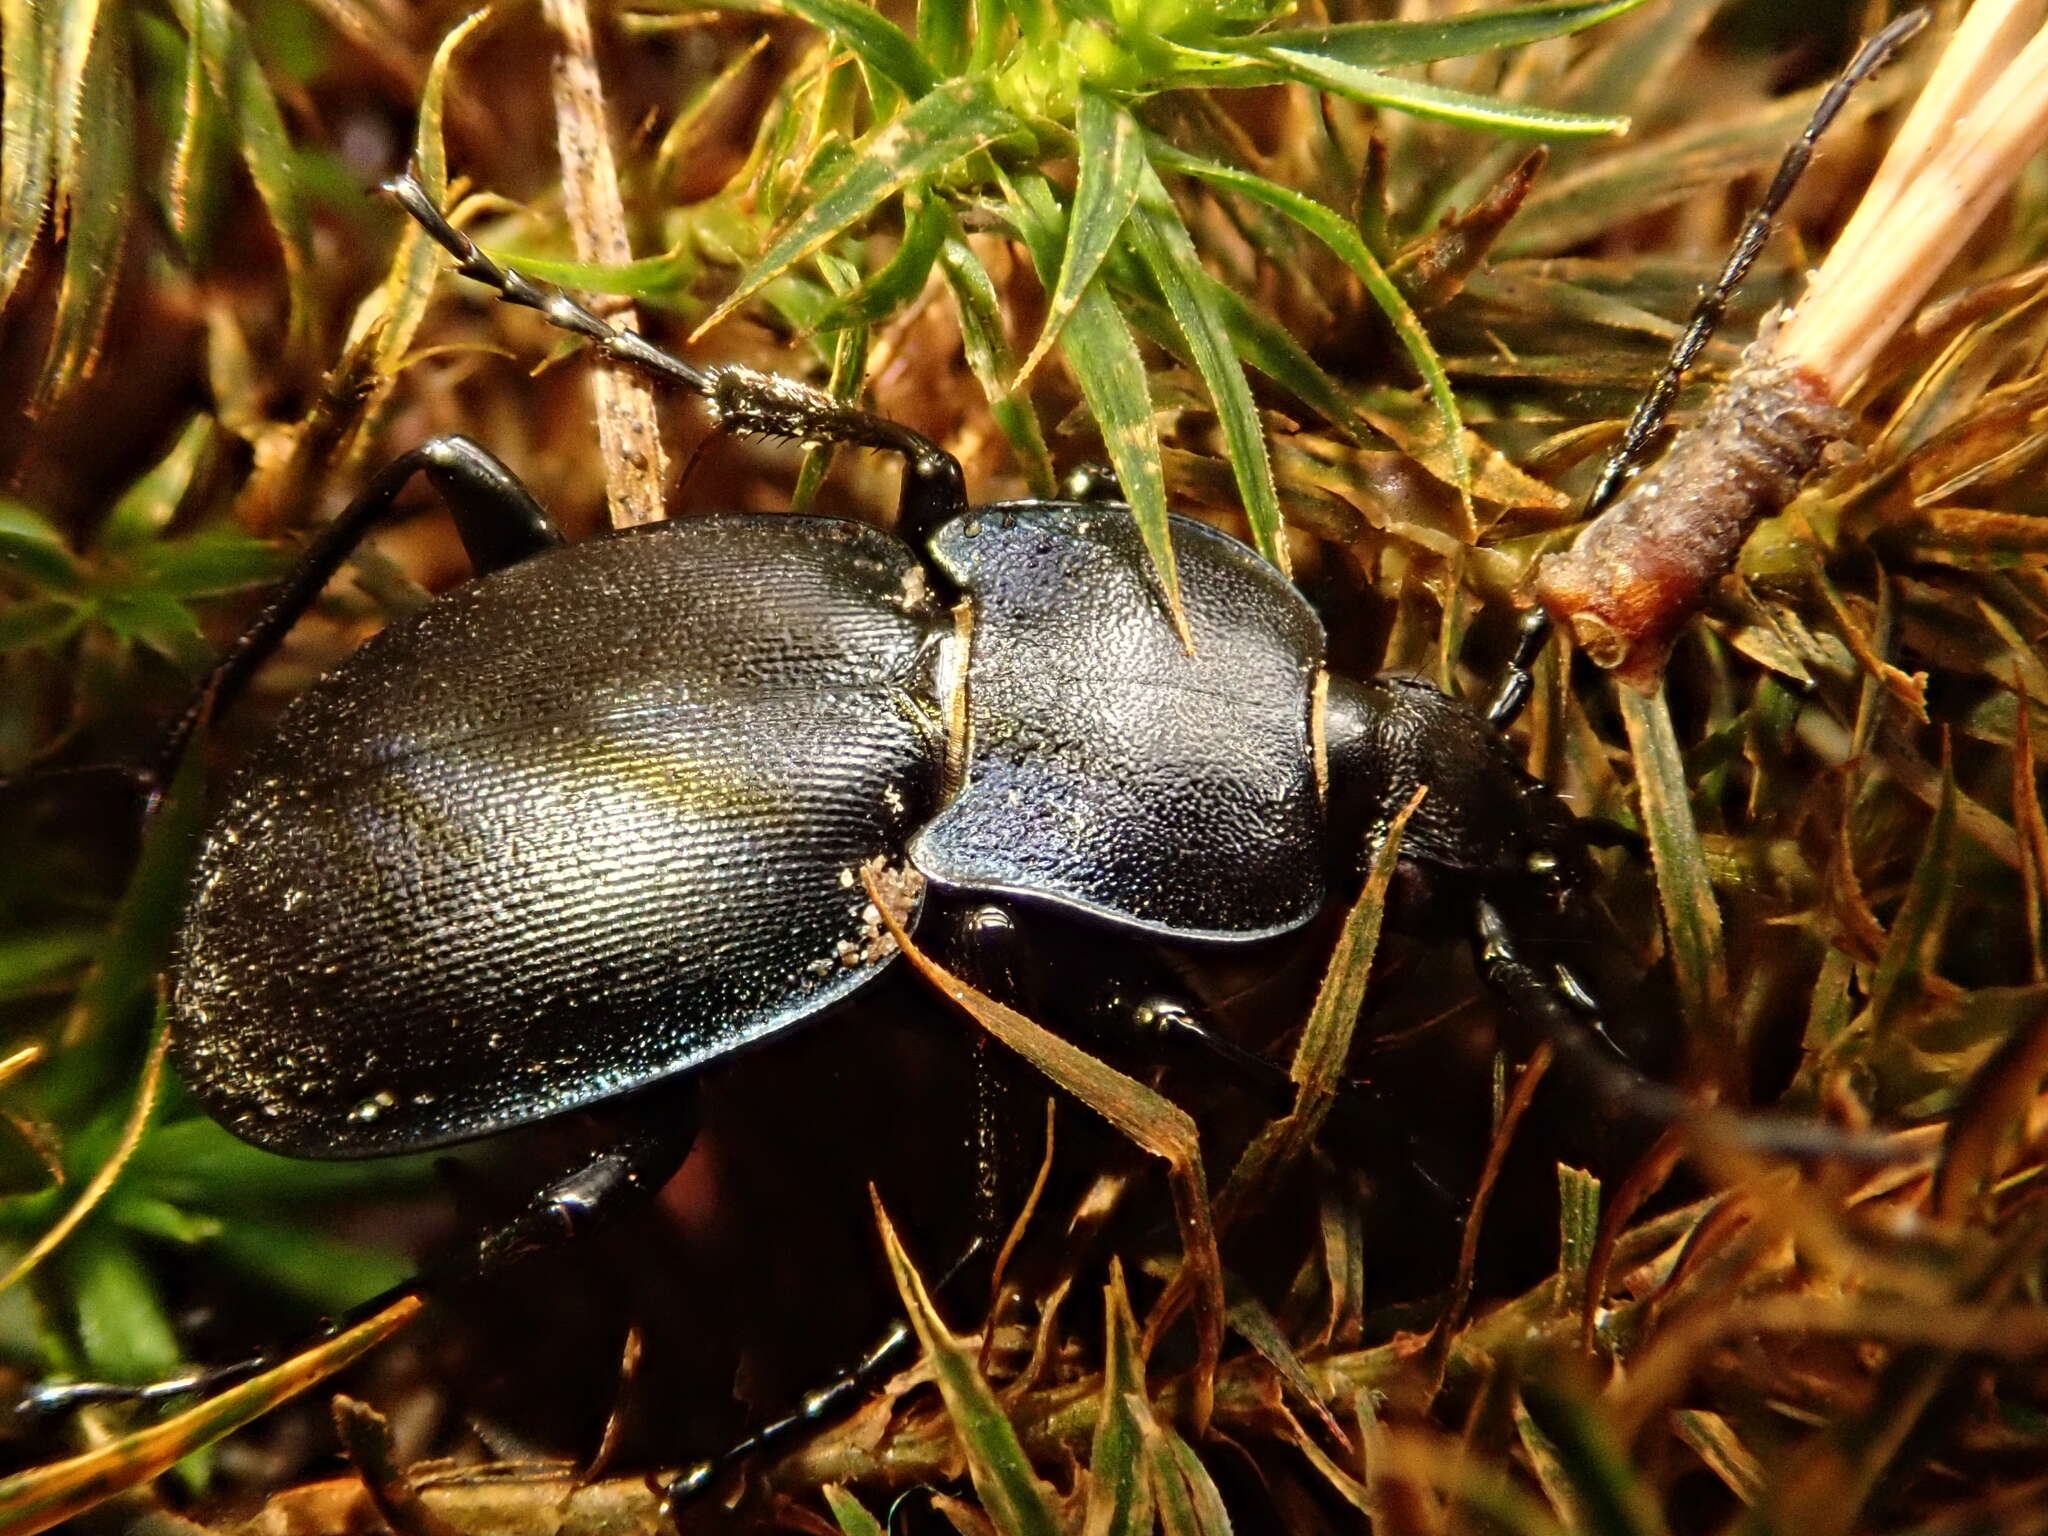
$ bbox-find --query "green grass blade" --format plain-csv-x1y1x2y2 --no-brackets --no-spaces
779,0,937,99
1192,271,1363,443
97,416,213,553
875,1198,1061,1536
1617,685,1728,1045
1082,1264,1154,1536
814,192,947,330
47,0,101,166
694,76,1017,339
939,231,1055,494
1256,49,1629,138
1254,0,1649,68
0,498,87,594
1151,142,1469,509
1555,1164,1600,1314
916,0,968,75
63,1225,181,1389
1127,167,1285,571
1014,86,1144,387
823,1485,887,1536
223,0,314,359
1516,1380,1670,1536
1005,168,1187,642
159,0,313,358
0,0,55,305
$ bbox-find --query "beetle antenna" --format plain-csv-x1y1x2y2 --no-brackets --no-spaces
1485,9,1926,731
1580,8,1928,519
384,169,716,396
389,168,972,538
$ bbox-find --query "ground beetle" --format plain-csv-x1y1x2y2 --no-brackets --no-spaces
20,48,1918,1498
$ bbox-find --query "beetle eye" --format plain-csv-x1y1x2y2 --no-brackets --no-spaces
1526,850,1559,876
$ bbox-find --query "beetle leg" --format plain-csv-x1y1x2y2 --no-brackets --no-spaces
660,1235,986,1515
1470,898,1916,1162
17,1084,695,1420
1483,608,1552,730
387,171,971,547
156,435,562,780
1062,461,1125,503
936,901,1041,1245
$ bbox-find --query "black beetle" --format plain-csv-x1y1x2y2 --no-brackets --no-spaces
21,150,1894,1497
159,174,1607,1168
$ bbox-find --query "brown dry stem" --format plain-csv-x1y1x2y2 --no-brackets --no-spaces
543,0,669,527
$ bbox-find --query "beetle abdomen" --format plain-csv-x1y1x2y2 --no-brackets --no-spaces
910,503,1326,941
174,517,944,1157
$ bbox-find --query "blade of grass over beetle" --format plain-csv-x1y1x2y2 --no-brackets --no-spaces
1617,685,1729,1051
1149,142,1471,519
692,77,1018,341
1251,0,1651,68
873,1196,1062,1536
1128,164,1287,572
864,869,1223,1430
1006,169,1190,645
1014,88,1144,389
1864,746,1959,1037
1216,787,1424,1228
0,0,56,305
0,1294,425,1536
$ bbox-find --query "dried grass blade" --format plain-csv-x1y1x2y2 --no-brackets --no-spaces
863,869,1223,1429
1668,1409,1763,1505
1216,786,1423,1228
0,1293,424,1536
0,1004,167,1296
544,0,668,527
1931,999,2048,1223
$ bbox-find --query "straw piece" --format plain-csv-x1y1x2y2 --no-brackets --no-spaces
1776,18,2048,390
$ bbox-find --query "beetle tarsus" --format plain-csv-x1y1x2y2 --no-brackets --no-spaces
659,1236,986,1515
